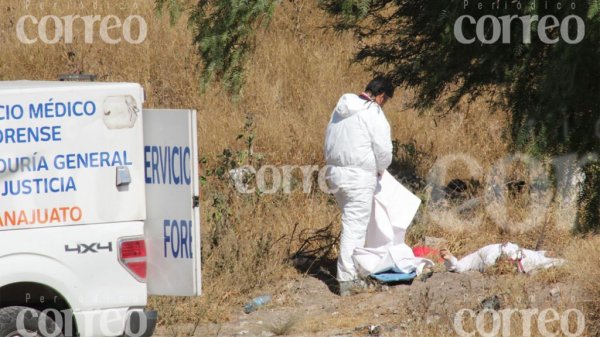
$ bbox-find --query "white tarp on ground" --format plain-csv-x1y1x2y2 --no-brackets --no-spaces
353,171,434,277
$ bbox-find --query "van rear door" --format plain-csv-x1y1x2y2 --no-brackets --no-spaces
0,82,146,230
143,109,201,296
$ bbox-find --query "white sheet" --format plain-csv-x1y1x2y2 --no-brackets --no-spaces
444,243,566,273
353,171,434,277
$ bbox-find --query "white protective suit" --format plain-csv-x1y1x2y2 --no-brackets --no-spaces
324,93,393,282
444,243,565,273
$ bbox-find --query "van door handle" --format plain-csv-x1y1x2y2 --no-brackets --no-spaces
116,166,132,186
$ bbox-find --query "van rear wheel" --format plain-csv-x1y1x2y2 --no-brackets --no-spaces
0,306,63,337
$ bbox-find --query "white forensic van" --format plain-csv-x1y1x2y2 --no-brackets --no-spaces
0,81,202,337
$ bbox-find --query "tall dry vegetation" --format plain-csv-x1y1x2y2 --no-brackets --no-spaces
0,0,596,328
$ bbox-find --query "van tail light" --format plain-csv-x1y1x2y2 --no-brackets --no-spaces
119,237,147,282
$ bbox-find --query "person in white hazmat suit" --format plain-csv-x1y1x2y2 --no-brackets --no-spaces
324,77,395,296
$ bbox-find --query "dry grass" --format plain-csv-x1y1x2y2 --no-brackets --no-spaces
564,236,600,335
1,0,599,333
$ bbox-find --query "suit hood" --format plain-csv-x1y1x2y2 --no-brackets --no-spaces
333,93,373,119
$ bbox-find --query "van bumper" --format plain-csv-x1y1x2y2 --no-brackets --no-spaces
123,309,158,337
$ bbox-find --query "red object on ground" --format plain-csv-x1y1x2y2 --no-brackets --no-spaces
412,246,444,263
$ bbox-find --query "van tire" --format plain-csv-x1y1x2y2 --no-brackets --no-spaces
0,306,64,337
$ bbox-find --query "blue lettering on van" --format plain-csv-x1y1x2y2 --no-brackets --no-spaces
144,146,192,185
29,99,96,119
163,219,193,259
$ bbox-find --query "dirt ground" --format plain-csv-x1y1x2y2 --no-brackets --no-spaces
154,267,582,337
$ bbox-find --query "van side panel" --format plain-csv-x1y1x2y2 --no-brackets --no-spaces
0,82,146,230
